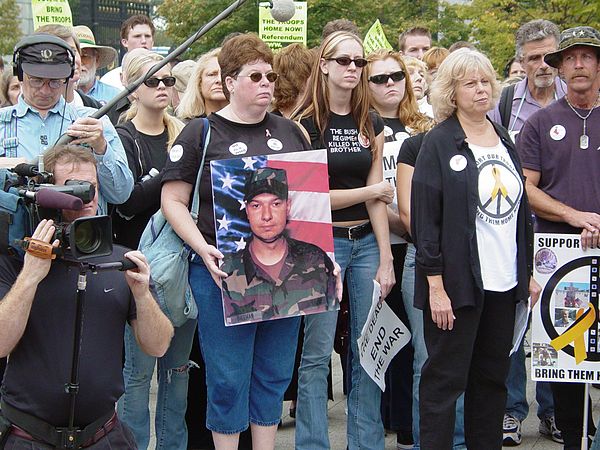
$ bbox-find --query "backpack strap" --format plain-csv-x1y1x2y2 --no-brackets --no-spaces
190,117,211,220
498,84,516,129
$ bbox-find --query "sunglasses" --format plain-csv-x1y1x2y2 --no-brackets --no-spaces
327,56,368,68
237,72,279,83
143,76,176,88
369,71,406,85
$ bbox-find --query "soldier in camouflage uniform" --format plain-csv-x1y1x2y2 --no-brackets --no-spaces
221,167,337,325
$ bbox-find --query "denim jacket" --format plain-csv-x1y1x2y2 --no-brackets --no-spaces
411,114,533,310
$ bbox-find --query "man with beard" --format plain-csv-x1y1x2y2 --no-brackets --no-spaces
489,19,565,447
74,25,121,106
220,168,337,325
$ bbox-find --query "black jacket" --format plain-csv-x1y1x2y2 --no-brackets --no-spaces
411,114,533,310
112,120,164,249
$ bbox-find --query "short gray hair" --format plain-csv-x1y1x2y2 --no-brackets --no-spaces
515,20,560,60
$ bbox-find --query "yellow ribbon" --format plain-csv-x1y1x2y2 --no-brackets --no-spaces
551,303,596,364
490,165,508,200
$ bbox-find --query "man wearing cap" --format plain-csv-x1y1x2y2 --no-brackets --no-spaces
74,25,120,106
221,167,338,325
0,33,133,215
517,25,600,450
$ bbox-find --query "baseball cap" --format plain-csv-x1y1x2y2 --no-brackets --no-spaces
244,168,288,202
544,26,600,68
15,34,74,79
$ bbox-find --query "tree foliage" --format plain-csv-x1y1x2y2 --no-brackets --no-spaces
0,0,21,55
157,0,599,74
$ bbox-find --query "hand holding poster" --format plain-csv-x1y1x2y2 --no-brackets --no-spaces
531,233,600,383
358,280,411,391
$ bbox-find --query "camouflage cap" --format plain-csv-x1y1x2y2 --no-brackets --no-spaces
544,26,600,68
244,167,288,202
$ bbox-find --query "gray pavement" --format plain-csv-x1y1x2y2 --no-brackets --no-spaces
147,345,600,449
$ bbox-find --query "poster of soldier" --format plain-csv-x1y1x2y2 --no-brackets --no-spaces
210,149,339,326
531,233,600,383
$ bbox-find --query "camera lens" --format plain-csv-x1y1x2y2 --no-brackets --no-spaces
73,220,102,254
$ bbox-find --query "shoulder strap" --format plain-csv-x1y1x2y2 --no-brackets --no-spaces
190,117,210,219
499,84,516,129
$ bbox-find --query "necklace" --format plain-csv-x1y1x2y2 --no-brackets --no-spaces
564,93,600,150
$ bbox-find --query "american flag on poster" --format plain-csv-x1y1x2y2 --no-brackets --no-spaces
210,149,334,256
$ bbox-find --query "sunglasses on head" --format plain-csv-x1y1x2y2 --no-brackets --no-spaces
327,56,368,68
143,76,176,88
238,72,279,83
369,71,406,85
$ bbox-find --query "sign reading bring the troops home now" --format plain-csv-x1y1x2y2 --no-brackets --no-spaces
258,1,307,50
531,233,600,383
31,0,73,29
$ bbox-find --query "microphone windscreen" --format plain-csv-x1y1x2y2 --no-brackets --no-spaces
36,189,84,211
270,0,296,22
13,163,39,177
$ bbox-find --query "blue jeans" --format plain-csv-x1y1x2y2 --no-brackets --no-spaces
189,257,300,434
505,335,554,421
118,318,197,450
402,244,466,449
296,232,383,450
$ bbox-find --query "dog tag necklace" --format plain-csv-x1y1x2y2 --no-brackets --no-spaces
565,94,599,150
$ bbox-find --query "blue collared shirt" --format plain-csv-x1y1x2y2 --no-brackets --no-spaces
86,79,121,106
0,96,133,215
489,77,567,134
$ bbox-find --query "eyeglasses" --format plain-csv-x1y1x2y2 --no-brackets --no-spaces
143,76,176,88
26,77,66,89
327,57,368,68
237,72,279,83
369,71,406,85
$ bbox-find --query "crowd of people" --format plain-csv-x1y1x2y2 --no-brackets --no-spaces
0,11,599,450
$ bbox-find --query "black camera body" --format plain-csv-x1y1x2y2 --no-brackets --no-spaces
0,166,113,261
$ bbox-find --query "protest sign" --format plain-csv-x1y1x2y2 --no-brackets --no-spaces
531,233,600,383
363,19,393,55
358,280,411,390
258,1,307,50
32,0,72,29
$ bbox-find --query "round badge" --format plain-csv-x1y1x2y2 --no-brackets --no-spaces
550,125,566,141
267,138,283,151
395,131,410,142
449,154,467,172
358,133,370,148
229,142,248,155
169,144,183,162
383,126,393,137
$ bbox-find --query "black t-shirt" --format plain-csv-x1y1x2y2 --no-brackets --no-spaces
0,246,137,427
397,133,426,168
140,129,168,173
161,112,311,246
302,111,384,222
382,117,409,143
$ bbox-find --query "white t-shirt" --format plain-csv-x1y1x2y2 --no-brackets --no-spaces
99,66,124,90
469,140,523,291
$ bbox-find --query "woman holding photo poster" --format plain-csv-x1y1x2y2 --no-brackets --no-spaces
410,48,540,449
366,49,433,449
293,31,395,450
160,33,320,450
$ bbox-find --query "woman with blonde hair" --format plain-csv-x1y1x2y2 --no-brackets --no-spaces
113,48,191,450
411,48,539,449
293,31,395,450
176,48,227,122
403,56,433,118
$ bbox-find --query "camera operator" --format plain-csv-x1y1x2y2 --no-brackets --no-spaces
0,144,173,449
0,33,133,216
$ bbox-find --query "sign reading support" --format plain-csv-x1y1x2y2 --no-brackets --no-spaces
363,19,393,56
258,1,307,51
31,0,73,29
531,233,600,383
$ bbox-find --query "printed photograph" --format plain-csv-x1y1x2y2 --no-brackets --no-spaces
211,149,339,326
554,282,590,309
532,343,558,368
535,247,558,274
554,308,576,328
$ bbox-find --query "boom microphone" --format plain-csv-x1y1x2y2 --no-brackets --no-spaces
269,0,296,22
20,188,84,210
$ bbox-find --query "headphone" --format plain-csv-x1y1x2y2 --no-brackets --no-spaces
13,33,75,81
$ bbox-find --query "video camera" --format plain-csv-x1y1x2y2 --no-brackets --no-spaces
0,163,113,260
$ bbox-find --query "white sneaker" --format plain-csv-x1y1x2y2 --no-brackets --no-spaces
503,414,522,446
